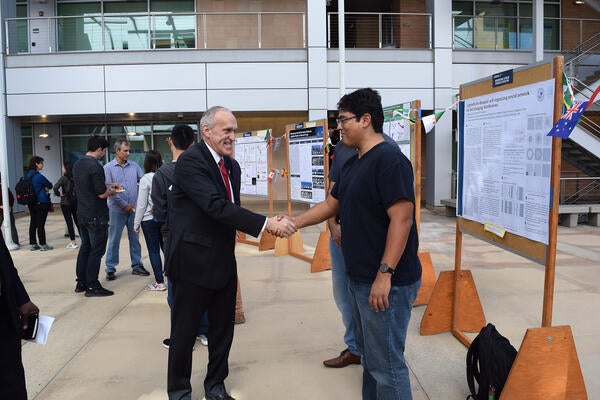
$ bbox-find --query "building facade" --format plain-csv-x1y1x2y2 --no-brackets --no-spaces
1,0,599,208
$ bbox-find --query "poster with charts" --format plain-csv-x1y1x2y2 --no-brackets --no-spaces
383,101,413,160
457,79,555,244
234,130,270,196
289,125,325,204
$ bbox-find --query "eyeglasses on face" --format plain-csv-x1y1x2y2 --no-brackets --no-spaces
335,115,358,125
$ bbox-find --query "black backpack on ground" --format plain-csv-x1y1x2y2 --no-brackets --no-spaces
466,323,518,400
15,173,37,205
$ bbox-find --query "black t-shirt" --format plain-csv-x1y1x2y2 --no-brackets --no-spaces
331,141,421,286
73,156,108,218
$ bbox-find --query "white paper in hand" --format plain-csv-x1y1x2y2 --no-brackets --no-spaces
33,315,55,345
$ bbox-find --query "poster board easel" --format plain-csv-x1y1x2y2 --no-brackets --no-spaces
274,119,330,273
234,129,276,250
420,57,586,398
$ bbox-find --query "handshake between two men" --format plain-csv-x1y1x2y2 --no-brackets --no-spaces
265,214,298,238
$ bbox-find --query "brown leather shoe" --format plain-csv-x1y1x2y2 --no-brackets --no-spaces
234,314,246,324
323,349,361,368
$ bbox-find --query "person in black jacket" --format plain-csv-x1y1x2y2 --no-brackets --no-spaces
0,239,39,400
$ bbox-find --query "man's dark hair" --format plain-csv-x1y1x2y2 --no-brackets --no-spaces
144,149,163,173
27,156,44,171
170,124,195,150
337,88,384,133
87,135,110,152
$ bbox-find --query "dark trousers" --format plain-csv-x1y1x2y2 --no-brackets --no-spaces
0,208,19,245
0,294,27,400
60,204,80,241
28,202,50,245
76,215,109,288
167,275,237,399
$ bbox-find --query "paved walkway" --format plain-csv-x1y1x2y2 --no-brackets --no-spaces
6,207,599,399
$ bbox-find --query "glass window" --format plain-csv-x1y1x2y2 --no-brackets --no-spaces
62,124,106,136
16,3,28,53
151,1,194,12
62,136,95,165
58,3,102,51
107,124,152,167
452,2,473,16
21,126,33,176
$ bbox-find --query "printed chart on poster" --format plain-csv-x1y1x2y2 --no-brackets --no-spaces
234,130,269,196
457,79,555,244
289,125,326,203
383,101,412,158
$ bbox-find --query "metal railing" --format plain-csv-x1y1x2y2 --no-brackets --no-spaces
326,12,432,49
4,11,306,54
560,176,600,204
564,32,600,82
453,15,600,52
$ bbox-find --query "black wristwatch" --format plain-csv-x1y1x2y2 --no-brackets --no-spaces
379,263,395,275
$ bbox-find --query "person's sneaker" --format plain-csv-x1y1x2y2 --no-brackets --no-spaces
39,244,54,251
66,242,78,249
106,271,116,281
147,282,167,291
162,338,171,349
74,282,86,293
197,334,208,346
85,286,114,297
30,244,40,251
132,266,150,276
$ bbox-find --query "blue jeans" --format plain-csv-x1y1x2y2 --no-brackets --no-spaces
105,211,143,273
76,215,109,288
348,278,421,400
141,219,164,283
329,237,359,355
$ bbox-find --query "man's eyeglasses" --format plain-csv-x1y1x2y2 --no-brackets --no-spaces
335,115,358,125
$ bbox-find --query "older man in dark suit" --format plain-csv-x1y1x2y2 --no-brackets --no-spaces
0,239,39,400
166,106,296,400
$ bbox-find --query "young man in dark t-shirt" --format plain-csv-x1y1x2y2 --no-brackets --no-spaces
294,88,421,400
73,136,121,297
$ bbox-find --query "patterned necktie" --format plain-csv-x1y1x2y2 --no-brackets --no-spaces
218,158,232,202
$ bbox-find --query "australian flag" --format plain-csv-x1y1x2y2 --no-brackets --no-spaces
547,100,588,139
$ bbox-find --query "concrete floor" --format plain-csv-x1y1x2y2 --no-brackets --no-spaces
7,206,599,399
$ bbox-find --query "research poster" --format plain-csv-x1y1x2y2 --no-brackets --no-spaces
289,125,326,203
457,79,555,244
383,101,412,158
234,130,269,196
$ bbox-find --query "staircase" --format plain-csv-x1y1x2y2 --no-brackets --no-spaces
562,33,600,205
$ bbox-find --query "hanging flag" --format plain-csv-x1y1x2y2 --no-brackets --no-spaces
273,137,281,152
280,168,287,178
422,101,458,133
422,110,445,133
547,100,588,139
264,129,271,142
562,72,575,109
267,169,276,182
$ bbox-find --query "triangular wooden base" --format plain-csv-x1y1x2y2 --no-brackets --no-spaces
501,326,587,399
237,232,259,247
275,231,304,257
420,270,485,335
311,231,331,273
258,231,276,251
413,251,436,306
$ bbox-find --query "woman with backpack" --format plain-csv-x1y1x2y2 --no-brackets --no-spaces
26,156,53,251
53,161,79,249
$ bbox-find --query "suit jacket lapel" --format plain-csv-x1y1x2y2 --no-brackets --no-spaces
198,141,228,198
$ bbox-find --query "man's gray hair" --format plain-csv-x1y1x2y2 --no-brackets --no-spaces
200,106,231,129
114,138,129,152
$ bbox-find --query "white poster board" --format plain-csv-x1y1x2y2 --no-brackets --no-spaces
234,129,270,196
289,125,326,204
457,79,555,244
382,101,413,158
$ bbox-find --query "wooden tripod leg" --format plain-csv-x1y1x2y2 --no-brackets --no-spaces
258,231,276,251
413,251,436,306
310,231,331,273
501,326,587,399
420,270,485,336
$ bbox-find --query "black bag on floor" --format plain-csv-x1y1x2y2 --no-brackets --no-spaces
466,323,517,400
